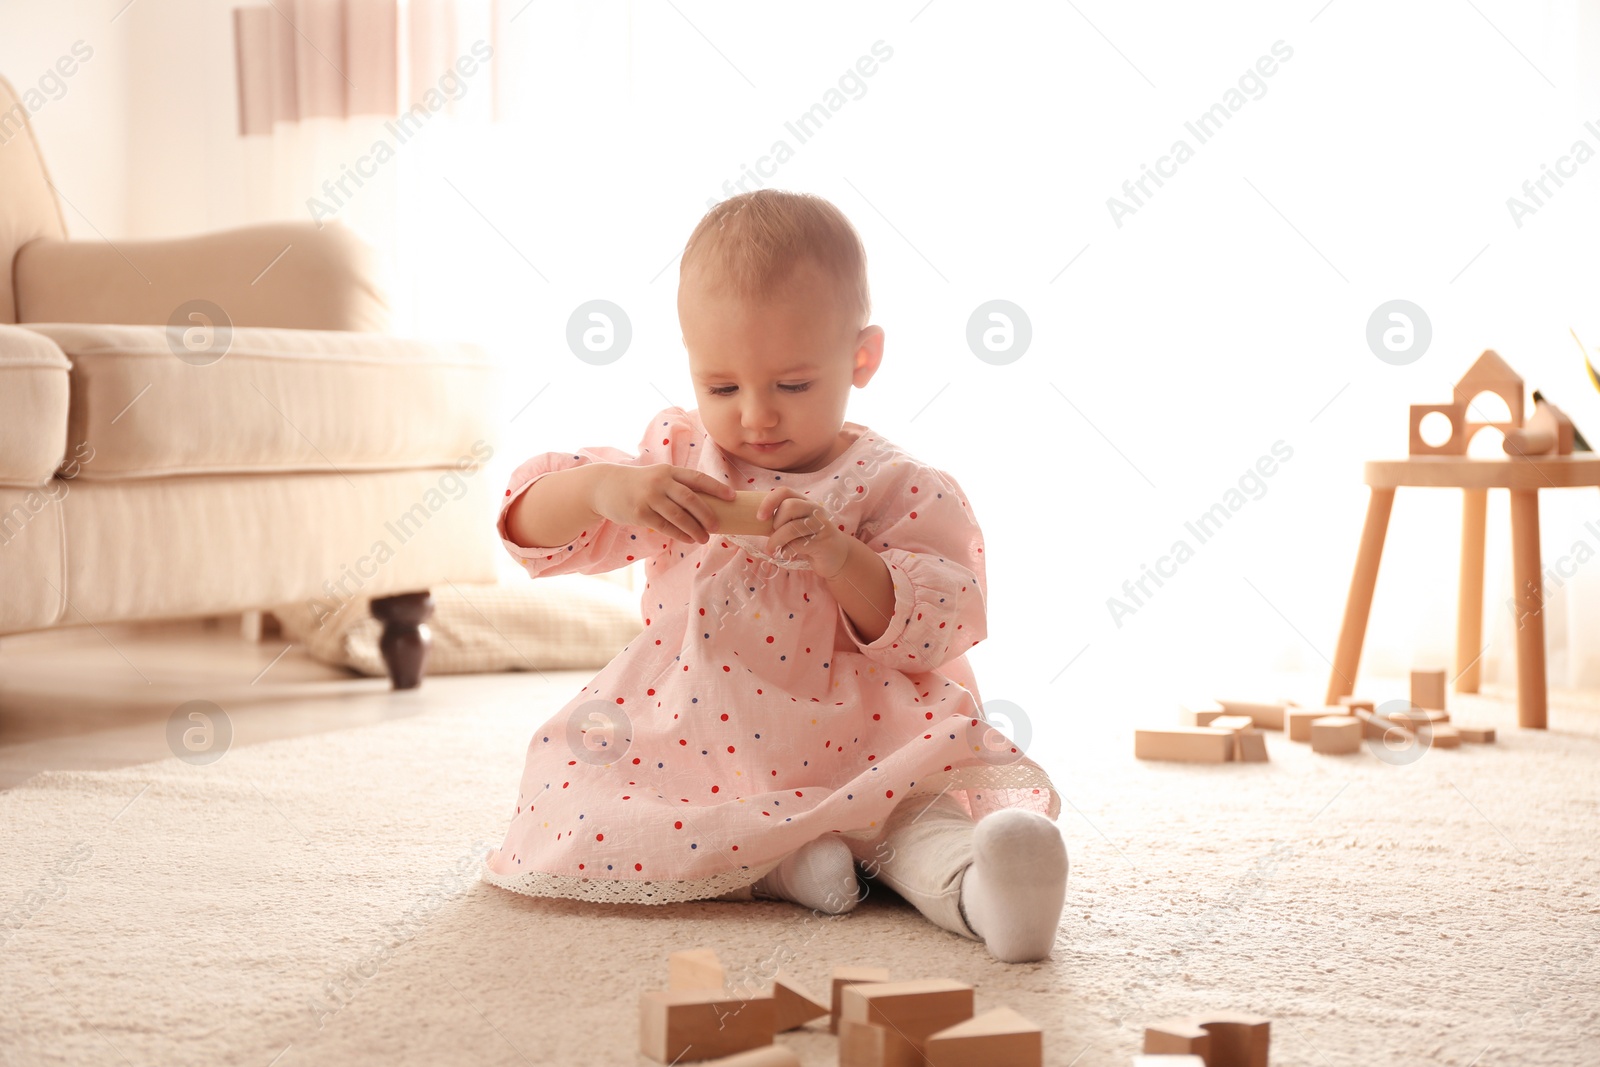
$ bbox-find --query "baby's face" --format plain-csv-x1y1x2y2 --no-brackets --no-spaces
680,257,882,474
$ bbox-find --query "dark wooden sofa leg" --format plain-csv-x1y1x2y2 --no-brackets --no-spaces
370,591,435,690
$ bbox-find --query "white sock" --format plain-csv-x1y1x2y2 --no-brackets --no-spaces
959,809,1069,963
752,835,861,915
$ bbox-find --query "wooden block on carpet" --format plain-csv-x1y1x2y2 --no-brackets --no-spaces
839,1019,920,1067
1388,707,1450,728
1132,1057,1206,1066
1207,715,1254,733
1135,727,1234,763
830,967,889,1034
1353,708,1413,744
1337,695,1376,714
769,971,828,1031
1311,715,1362,755
696,1046,801,1067
640,988,776,1063
1426,723,1462,748
1179,700,1227,727
1235,729,1269,762
924,1005,1042,1067
1217,700,1286,730
1410,668,1448,711
669,948,725,992
1287,706,1338,743
1455,724,1496,743
840,978,974,1055
1144,1011,1270,1067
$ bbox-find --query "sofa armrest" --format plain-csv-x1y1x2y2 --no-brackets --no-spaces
13,221,390,332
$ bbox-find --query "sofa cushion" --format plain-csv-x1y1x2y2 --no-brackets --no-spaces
0,325,70,487
0,74,68,324
23,323,499,479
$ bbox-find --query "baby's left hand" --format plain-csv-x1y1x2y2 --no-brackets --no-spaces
757,488,851,579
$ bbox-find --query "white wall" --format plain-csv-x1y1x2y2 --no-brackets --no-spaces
12,1,1600,725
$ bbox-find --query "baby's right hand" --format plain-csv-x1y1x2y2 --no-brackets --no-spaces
591,464,737,544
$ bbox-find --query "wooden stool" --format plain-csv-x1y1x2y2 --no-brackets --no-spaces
1325,455,1600,729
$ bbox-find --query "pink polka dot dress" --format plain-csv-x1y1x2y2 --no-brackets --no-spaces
481,406,1061,905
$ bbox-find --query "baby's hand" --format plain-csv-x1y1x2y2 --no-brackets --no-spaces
757,488,851,579
592,464,735,544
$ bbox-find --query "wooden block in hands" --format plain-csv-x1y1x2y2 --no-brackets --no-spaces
669,948,726,992
1310,715,1362,755
1135,727,1235,763
702,490,774,537
639,989,775,1063
829,967,889,1034
1410,669,1448,711
924,1005,1043,1067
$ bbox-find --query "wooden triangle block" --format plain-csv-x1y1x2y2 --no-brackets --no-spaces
770,971,828,1031
924,1005,1043,1066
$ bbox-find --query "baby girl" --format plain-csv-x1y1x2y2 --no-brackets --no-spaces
483,189,1067,962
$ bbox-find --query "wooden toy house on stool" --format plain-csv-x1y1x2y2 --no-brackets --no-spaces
1326,351,1599,730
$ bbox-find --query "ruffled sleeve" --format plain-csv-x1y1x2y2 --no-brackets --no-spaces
497,406,705,578
837,461,988,673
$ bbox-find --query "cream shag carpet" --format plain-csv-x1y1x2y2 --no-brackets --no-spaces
2,669,1596,1066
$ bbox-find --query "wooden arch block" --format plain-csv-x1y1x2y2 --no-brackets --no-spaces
1143,1011,1270,1067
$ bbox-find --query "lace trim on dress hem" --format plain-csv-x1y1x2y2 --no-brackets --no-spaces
478,762,1060,906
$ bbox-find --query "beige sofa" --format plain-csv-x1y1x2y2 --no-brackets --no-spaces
0,74,500,687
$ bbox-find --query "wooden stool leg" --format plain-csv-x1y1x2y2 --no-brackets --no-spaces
1508,490,1548,728
1326,487,1395,706
1455,488,1487,693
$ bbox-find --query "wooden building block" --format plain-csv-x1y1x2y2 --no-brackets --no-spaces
924,1005,1042,1067
1336,695,1375,714
1179,700,1226,727
1135,727,1234,763
1132,1058,1206,1067
840,979,974,1055
1310,715,1362,755
1144,1011,1269,1067
696,1047,801,1067
1287,706,1338,742
1217,700,1286,730
829,967,889,1034
669,948,726,992
1427,723,1462,748
839,1019,920,1067
1455,724,1496,743
1409,402,1469,456
702,490,774,537
1388,707,1449,728
640,989,776,1063
1352,707,1413,745
769,971,828,1031
1234,729,1269,763
1410,669,1448,711
1207,715,1254,733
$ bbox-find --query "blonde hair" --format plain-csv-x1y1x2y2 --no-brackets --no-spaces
680,189,870,330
